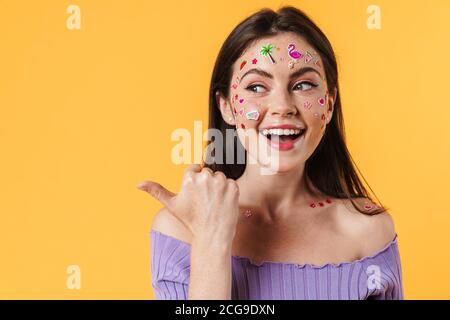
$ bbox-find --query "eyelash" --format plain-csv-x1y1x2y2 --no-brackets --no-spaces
293,81,318,91
246,81,318,93
245,84,266,93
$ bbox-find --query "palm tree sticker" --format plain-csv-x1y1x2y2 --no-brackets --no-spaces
260,44,276,64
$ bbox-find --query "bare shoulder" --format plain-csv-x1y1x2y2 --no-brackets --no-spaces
151,207,193,244
333,197,396,258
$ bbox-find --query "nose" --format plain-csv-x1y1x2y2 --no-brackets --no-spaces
267,92,298,117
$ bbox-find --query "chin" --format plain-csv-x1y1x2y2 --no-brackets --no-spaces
257,157,305,175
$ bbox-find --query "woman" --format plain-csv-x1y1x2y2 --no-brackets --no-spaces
138,6,404,300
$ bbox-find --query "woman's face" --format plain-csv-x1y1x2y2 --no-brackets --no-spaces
218,32,336,173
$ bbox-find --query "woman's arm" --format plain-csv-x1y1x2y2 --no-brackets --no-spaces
151,207,234,300
147,164,240,301
189,233,233,300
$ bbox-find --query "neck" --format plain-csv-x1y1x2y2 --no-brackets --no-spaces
236,161,318,222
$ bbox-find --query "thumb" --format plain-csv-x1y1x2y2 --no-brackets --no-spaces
137,180,176,208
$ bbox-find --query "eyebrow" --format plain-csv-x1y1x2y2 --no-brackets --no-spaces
240,67,323,82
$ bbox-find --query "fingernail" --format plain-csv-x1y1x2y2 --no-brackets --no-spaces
136,181,147,190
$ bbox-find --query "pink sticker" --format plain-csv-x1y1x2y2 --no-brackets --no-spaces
287,43,303,60
239,98,244,104
364,202,373,210
303,101,312,109
239,108,244,116
246,110,260,120
318,97,325,106
231,83,237,90
252,58,258,64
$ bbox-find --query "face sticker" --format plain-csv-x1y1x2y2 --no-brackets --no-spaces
231,83,238,90
260,44,276,64
240,123,246,129
246,110,260,121
239,108,244,116
318,97,325,106
304,50,314,63
287,43,303,60
303,101,313,109
252,58,258,64
239,98,244,104
240,60,247,70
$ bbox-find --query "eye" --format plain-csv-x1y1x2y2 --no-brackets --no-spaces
293,81,318,91
246,84,267,93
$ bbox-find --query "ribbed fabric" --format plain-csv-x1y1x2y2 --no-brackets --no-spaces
150,229,404,300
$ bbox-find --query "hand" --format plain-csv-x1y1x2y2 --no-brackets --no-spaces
137,164,240,243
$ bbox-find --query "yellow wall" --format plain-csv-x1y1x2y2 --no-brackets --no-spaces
0,0,449,299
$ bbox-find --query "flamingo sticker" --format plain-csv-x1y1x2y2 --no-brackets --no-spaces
287,43,303,60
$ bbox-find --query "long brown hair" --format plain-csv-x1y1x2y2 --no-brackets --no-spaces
203,6,388,215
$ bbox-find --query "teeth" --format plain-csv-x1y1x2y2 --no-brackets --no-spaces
261,128,303,136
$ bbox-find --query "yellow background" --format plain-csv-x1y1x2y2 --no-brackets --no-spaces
1,0,449,299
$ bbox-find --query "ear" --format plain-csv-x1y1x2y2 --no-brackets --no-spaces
325,87,337,124
216,91,235,126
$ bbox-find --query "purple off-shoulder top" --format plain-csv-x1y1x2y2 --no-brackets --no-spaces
150,229,404,300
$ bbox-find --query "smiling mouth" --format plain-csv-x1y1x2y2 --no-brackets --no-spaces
259,128,306,142
257,127,306,151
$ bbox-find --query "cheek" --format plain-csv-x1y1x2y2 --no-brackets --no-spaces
230,91,264,129
297,93,328,129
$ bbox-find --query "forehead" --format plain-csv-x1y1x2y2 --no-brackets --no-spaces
234,32,319,72
249,33,314,54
